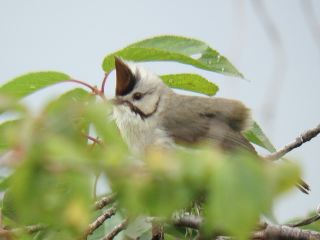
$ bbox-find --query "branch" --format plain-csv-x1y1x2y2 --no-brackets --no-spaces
173,215,202,229
84,207,116,238
265,124,320,161
85,135,103,146
102,218,128,240
253,223,320,240
66,79,107,100
174,216,320,240
93,194,117,210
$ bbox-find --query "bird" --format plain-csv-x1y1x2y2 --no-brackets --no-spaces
112,57,254,154
112,57,309,193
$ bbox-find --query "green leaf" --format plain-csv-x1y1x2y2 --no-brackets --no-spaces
0,71,71,99
303,221,320,232
244,122,276,152
161,74,219,96
102,35,243,78
124,216,152,239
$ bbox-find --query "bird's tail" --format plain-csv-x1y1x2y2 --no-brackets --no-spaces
297,178,310,194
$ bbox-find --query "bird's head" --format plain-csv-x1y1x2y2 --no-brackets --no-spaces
113,57,169,119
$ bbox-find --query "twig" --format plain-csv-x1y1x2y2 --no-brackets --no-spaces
101,72,110,94
289,214,320,228
86,135,103,145
93,193,117,210
173,215,202,229
67,79,99,94
102,218,128,240
66,79,107,100
265,124,320,161
84,207,116,238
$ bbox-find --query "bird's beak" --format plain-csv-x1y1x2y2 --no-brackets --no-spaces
115,57,137,96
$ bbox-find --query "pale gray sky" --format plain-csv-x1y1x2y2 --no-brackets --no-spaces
0,0,319,222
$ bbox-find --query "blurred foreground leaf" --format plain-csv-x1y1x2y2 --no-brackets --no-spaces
0,92,129,236
110,147,300,239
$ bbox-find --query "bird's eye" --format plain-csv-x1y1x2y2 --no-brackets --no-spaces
133,92,143,100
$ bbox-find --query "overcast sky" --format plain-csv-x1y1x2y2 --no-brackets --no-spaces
1,0,319,222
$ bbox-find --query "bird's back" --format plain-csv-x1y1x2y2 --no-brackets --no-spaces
161,93,255,152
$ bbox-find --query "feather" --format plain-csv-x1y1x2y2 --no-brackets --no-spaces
161,93,254,152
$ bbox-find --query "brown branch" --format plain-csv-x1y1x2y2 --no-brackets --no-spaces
173,215,202,229
174,216,320,240
253,224,320,240
265,124,320,161
84,207,116,238
102,218,128,240
85,135,103,145
93,193,117,210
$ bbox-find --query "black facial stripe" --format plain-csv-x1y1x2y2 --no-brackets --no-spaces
117,97,161,120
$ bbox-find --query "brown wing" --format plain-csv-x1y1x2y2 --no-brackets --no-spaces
161,94,255,153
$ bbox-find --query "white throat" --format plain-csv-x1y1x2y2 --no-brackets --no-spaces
113,105,173,155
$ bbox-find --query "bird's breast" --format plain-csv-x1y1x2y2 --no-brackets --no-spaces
113,105,173,154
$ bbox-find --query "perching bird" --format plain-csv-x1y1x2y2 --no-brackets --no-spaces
113,57,254,154
112,57,309,193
